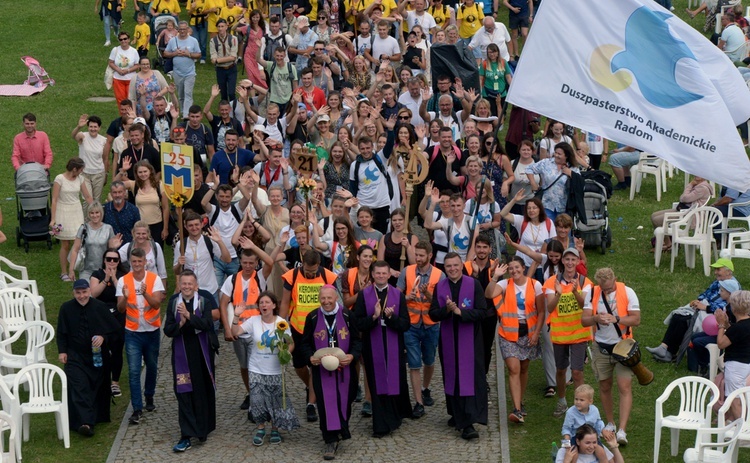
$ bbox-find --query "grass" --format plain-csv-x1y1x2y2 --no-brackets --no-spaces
0,0,746,462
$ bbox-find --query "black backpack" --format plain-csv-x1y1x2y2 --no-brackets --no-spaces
266,61,295,90
352,155,394,199
210,204,243,226
263,33,288,62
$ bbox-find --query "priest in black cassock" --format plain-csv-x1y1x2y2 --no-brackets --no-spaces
163,270,218,453
57,279,122,437
429,252,490,440
353,260,412,438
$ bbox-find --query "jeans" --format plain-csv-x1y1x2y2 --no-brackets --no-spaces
216,65,238,102
404,324,440,369
192,24,207,61
173,73,197,118
687,332,716,373
102,8,120,43
134,1,151,22
213,256,239,301
125,329,160,411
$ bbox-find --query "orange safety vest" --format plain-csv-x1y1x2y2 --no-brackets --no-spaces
545,274,593,345
283,267,336,333
123,272,161,331
344,268,359,309
590,282,633,340
231,270,261,324
404,265,443,326
464,259,496,277
497,278,540,342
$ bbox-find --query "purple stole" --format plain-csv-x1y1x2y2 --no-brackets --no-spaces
363,285,401,396
174,297,215,394
314,308,351,431
435,277,476,397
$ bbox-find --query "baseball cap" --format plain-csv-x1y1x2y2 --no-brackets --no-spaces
73,279,90,290
719,279,740,293
133,117,147,126
317,114,331,123
296,16,310,28
562,248,579,258
711,258,734,271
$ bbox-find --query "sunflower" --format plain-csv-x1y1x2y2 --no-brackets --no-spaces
276,320,289,332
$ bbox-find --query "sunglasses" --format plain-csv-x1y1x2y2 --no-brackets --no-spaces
485,141,494,146
173,127,186,133
105,256,120,262
398,115,411,120
318,16,327,19
119,37,129,41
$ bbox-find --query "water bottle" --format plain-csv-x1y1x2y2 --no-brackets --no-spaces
550,442,559,462
92,340,103,368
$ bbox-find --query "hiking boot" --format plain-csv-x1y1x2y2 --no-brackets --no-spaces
307,404,318,422
509,409,524,424
145,395,156,412
128,410,143,425
240,394,250,410
422,388,434,406
412,403,425,419
553,401,568,418
361,401,372,417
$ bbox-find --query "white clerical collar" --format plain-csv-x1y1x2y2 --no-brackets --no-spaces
321,303,340,316
375,284,388,292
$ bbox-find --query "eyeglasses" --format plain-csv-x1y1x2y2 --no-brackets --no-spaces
105,256,120,262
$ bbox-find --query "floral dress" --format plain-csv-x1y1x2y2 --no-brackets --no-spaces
135,73,162,115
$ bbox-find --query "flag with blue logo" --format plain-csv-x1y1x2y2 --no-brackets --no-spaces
507,0,750,190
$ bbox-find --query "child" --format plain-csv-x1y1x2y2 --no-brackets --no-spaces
133,12,151,58
561,384,605,447
401,32,426,76
220,0,244,31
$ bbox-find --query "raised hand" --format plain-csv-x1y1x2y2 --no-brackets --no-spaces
211,84,220,97
121,156,133,172
446,153,456,165
385,114,397,130
78,114,89,128
207,226,222,242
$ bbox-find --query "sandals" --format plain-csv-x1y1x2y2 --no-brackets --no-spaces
544,386,556,398
60,274,72,282
253,428,266,446
269,429,282,444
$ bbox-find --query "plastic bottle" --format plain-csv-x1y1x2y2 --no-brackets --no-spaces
92,340,103,368
551,442,559,461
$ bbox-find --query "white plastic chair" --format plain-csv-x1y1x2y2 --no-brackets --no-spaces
0,258,29,282
0,289,41,335
0,321,54,372
0,274,46,323
630,153,667,201
13,364,69,449
707,343,725,383
0,381,21,462
683,418,744,463
670,206,723,276
722,198,750,233
655,376,720,462
0,411,18,463
719,230,750,261
717,386,750,448
655,206,699,268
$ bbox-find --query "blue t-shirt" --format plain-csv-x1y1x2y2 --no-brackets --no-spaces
209,149,256,185
165,36,201,77
725,188,750,217
509,0,529,16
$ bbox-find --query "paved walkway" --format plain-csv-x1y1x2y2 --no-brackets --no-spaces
107,329,504,462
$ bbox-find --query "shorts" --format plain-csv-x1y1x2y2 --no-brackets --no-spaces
508,13,530,31
291,329,307,369
724,361,750,397
404,324,440,369
608,150,641,169
233,336,253,369
590,342,633,382
553,341,588,371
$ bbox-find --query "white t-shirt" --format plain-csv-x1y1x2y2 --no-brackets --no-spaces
239,315,290,374
280,223,314,249
118,242,168,279
539,136,573,157
497,279,543,321
109,46,141,81
512,215,556,267
593,286,640,345
397,92,425,126
220,271,269,339
464,200,500,226
206,203,243,259
115,273,166,332
427,110,463,141
437,215,472,260
555,447,613,463
371,35,401,63
79,134,107,174
350,151,391,209
406,10,437,32
256,115,288,143
432,210,449,264
510,160,539,204
174,236,223,294
583,131,605,155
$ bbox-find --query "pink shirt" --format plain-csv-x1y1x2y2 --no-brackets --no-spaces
12,130,53,170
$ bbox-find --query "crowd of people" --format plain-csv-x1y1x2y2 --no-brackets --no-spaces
8,0,750,461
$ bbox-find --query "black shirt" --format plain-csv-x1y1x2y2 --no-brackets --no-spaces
118,143,161,180
725,318,750,363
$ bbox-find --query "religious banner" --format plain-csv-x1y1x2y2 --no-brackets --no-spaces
161,142,195,206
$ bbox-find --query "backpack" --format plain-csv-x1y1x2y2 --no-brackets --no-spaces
210,203,242,226
354,34,376,55
262,119,285,139
212,34,237,61
178,235,216,262
352,154,394,199
122,240,160,272
266,61,295,89
518,217,553,243
290,266,334,287
262,33,288,62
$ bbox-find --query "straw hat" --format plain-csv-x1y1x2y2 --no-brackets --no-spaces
312,347,346,371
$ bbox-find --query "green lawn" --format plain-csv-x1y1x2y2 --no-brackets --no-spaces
0,0,746,462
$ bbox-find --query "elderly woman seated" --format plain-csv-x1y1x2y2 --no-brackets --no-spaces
715,289,750,422
646,258,739,362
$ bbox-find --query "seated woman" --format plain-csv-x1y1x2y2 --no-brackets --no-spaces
555,424,623,463
715,289,750,422
688,278,739,376
650,176,713,251
647,258,739,362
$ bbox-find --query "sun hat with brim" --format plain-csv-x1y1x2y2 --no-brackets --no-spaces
711,258,734,271
313,347,347,371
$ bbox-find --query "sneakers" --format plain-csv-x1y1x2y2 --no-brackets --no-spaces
509,409,525,424
412,402,425,419
616,429,628,446
361,401,372,417
553,400,568,418
612,182,628,191
604,422,616,433
104,41,111,47
173,438,191,452
422,388,434,406
520,403,527,416
307,403,318,422
461,425,479,440
145,395,156,412
111,383,122,397
240,394,250,410
323,442,338,460
199,59,206,64
128,410,143,425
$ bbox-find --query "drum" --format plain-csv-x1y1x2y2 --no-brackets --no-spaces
612,338,654,386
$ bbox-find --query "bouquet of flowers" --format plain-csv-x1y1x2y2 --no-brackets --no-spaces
274,320,293,407
169,192,188,208
297,177,318,199
49,223,63,236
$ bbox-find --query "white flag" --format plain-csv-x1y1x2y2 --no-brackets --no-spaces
506,0,750,191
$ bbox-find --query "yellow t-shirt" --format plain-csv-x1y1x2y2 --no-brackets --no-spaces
189,0,207,27
357,0,397,17
428,4,450,29
152,0,182,15
206,0,227,33
134,23,151,50
456,3,483,39
306,1,318,23
220,5,244,29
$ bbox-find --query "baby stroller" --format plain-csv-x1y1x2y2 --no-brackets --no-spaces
15,163,52,252
574,178,612,255
21,56,55,87
153,15,176,72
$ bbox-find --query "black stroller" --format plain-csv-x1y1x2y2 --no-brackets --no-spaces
15,163,52,252
574,178,612,255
